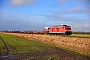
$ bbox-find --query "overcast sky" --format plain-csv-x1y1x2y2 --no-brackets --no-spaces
0,0,90,32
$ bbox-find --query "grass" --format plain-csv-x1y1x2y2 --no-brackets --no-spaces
0,33,48,54
0,33,62,59
0,33,59,54
0,38,7,55
70,34,90,37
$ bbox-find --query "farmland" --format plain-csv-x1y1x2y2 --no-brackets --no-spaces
0,33,90,60
0,38,7,55
0,33,57,54
6,33,90,53
71,34,90,37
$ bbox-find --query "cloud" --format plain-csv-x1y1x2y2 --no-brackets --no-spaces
78,0,90,7
9,0,36,6
84,0,90,15
4,20,8,23
55,0,90,15
49,0,90,23
41,7,88,22
72,23,90,32
74,0,90,15
67,8,84,14
56,8,85,14
86,0,90,9
0,10,47,30
57,0,67,5
56,0,74,6
44,8,86,15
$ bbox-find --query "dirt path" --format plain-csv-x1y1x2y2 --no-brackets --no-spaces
1,46,90,60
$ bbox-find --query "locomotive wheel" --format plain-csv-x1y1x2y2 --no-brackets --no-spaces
65,32,72,35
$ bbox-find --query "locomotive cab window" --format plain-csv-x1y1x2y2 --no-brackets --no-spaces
48,28,50,30
66,28,71,30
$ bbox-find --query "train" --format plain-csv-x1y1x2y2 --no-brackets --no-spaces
2,25,72,35
44,25,72,35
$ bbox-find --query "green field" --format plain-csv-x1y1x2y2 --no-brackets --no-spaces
70,34,90,37
0,33,61,59
0,38,7,55
0,33,54,54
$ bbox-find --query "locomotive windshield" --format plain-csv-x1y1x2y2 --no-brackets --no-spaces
66,28,71,30
66,26,71,30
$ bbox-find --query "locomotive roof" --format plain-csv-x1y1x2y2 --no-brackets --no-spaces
52,25,69,27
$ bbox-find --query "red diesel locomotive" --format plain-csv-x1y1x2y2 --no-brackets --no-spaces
44,25,72,35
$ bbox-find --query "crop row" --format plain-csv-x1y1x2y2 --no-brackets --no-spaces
0,33,56,54
0,38,7,55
